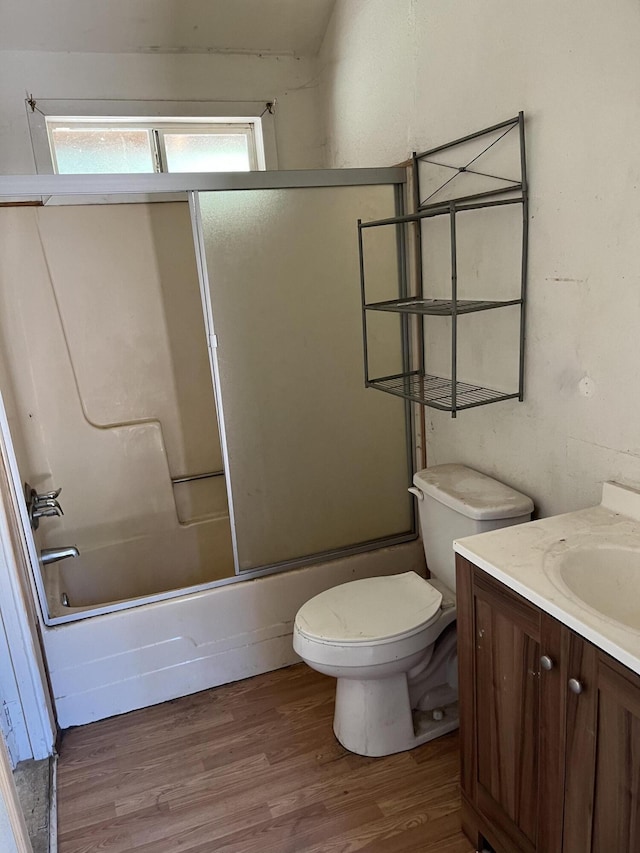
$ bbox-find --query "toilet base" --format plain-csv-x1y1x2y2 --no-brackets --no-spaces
333,672,459,757
413,701,459,745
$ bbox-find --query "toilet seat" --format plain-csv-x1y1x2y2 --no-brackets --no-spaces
295,572,442,647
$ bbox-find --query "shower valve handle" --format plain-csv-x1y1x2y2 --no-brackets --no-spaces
37,488,62,501
25,482,64,530
34,498,63,514
33,507,62,519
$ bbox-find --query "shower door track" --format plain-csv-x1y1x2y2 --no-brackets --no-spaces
0,168,406,198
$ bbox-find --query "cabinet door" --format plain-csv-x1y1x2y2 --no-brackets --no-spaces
564,643,640,852
474,573,540,849
560,630,598,852
592,657,640,850
457,557,541,853
537,613,570,853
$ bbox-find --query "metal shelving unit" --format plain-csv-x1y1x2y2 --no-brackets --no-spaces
358,112,528,417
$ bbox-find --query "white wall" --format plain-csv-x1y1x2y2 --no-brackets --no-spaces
0,49,324,173
0,793,19,853
319,0,640,517
0,735,22,853
0,608,30,766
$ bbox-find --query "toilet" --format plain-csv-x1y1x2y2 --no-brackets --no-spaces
293,464,533,757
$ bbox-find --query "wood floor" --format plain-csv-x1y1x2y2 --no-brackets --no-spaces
56,664,474,853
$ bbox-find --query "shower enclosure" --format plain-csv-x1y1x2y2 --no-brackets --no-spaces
0,167,422,726
0,201,234,621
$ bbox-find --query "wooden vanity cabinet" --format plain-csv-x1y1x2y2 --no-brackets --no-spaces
563,643,640,852
457,554,640,853
456,555,553,852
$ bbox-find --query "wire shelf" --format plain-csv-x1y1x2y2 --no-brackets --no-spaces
357,112,527,417
364,297,521,316
368,372,519,413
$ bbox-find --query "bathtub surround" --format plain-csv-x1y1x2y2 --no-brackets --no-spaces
0,202,235,624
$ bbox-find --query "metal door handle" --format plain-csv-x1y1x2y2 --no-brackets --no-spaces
568,678,584,695
540,655,554,671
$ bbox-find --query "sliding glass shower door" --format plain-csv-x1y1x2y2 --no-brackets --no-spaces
196,183,414,573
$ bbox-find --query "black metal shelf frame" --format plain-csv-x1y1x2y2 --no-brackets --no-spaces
364,296,522,316
357,112,528,417
368,372,520,412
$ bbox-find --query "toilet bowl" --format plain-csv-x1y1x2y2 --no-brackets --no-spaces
294,571,458,756
293,464,533,757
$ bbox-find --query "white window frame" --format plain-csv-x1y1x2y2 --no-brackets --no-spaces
46,117,262,174
26,99,277,203
156,122,260,173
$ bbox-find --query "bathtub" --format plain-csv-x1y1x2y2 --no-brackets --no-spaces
40,539,425,728
43,515,234,621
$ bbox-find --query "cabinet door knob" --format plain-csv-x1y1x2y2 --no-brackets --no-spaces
540,655,554,671
568,677,584,695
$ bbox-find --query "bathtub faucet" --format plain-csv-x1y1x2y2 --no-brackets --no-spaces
40,546,79,566
25,483,65,530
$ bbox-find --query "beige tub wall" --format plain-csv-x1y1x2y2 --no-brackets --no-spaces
0,204,230,569
148,203,225,488
37,202,225,526
36,203,222,479
0,207,71,495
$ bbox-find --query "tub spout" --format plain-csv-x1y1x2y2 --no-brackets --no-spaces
40,546,79,565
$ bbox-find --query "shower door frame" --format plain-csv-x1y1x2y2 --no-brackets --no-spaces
189,183,417,579
0,167,417,628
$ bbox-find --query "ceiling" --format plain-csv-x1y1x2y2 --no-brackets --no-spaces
0,0,336,55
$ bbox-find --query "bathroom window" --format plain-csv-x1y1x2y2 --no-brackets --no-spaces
46,118,263,174
27,99,277,178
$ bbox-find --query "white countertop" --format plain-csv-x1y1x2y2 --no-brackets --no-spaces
454,481,640,676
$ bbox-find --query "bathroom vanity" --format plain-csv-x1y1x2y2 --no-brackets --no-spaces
454,481,640,853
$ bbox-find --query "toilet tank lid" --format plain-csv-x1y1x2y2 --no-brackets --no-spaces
413,464,534,521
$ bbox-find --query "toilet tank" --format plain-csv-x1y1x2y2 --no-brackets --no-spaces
412,464,533,592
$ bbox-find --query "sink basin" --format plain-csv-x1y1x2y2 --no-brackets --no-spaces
545,540,640,632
